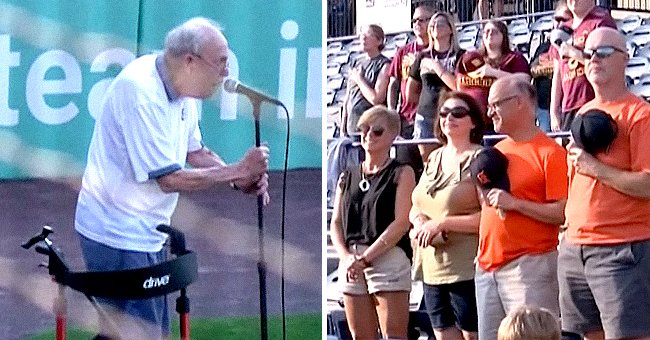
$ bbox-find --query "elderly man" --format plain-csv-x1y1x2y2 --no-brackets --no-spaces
559,27,650,340
75,17,269,339
549,0,615,131
475,75,568,340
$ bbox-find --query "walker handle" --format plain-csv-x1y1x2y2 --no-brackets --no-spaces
21,225,54,249
156,224,188,256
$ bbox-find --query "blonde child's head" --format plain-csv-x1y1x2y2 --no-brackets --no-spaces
498,305,561,340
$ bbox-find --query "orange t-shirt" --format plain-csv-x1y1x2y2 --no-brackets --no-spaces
565,93,650,244
478,132,568,271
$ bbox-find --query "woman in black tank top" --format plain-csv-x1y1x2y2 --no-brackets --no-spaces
341,24,391,137
330,105,416,339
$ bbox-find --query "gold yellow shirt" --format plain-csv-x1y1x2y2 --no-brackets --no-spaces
411,146,481,285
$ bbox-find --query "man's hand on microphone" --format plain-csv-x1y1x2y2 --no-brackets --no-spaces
234,146,270,205
239,146,269,178
233,173,270,205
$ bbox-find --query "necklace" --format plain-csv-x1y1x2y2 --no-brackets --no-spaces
431,46,453,74
359,171,371,192
358,158,391,192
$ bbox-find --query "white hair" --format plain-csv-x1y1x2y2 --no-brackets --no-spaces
164,17,223,57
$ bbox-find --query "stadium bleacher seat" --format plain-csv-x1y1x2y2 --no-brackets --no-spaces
618,14,643,34
327,62,342,77
326,90,336,107
508,18,528,33
382,45,398,59
389,32,411,48
328,41,343,54
458,30,479,51
634,42,650,58
510,25,532,57
529,14,554,33
333,88,346,105
461,23,480,36
345,38,363,53
627,40,638,58
626,56,650,84
630,74,650,100
528,30,545,60
327,74,345,91
333,50,351,64
627,24,650,48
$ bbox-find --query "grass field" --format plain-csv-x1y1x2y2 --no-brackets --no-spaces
29,313,321,340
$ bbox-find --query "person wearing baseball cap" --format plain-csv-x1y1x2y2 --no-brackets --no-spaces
475,74,568,340
560,27,650,340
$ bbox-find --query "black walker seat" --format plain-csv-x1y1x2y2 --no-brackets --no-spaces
23,225,198,340
23,225,198,299
61,252,198,299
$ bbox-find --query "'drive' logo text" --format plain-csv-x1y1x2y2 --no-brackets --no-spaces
143,275,170,289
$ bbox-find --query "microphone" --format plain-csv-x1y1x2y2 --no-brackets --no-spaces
550,26,573,48
223,79,282,106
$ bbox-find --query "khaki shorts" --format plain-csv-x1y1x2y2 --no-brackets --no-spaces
338,244,411,295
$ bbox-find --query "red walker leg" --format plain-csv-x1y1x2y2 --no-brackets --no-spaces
55,283,66,340
180,312,190,340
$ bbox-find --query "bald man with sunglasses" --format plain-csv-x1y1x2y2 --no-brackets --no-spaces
559,27,650,340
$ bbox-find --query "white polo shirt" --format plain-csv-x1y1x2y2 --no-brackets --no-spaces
75,54,203,252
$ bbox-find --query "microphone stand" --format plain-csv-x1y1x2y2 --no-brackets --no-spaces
251,99,268,340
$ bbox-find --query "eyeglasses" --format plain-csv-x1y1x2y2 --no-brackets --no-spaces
582,46,627,60
487,95,519,112
439,107,470,119
192,53,227,72
359,125,385,137
412,16,432,25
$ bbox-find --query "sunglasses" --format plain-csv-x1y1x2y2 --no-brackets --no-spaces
553,16,569,22
582,46,627,60
439,107,470,119
360,125,385,137
412,16,432,25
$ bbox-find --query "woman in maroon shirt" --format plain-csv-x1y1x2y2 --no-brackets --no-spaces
456,20,530,133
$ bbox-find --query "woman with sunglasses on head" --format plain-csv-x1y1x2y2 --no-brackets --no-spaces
530,1,573,132
330,105,416,339
456,20,530,134
341,24,391,138
410,91,485,340
406,12,465,162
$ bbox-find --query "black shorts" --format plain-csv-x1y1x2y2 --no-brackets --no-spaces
423,279,478,332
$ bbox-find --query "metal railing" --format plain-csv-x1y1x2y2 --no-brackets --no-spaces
609,0,650,12
326,130,571,147
327,0,558,38
328,0,650,38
